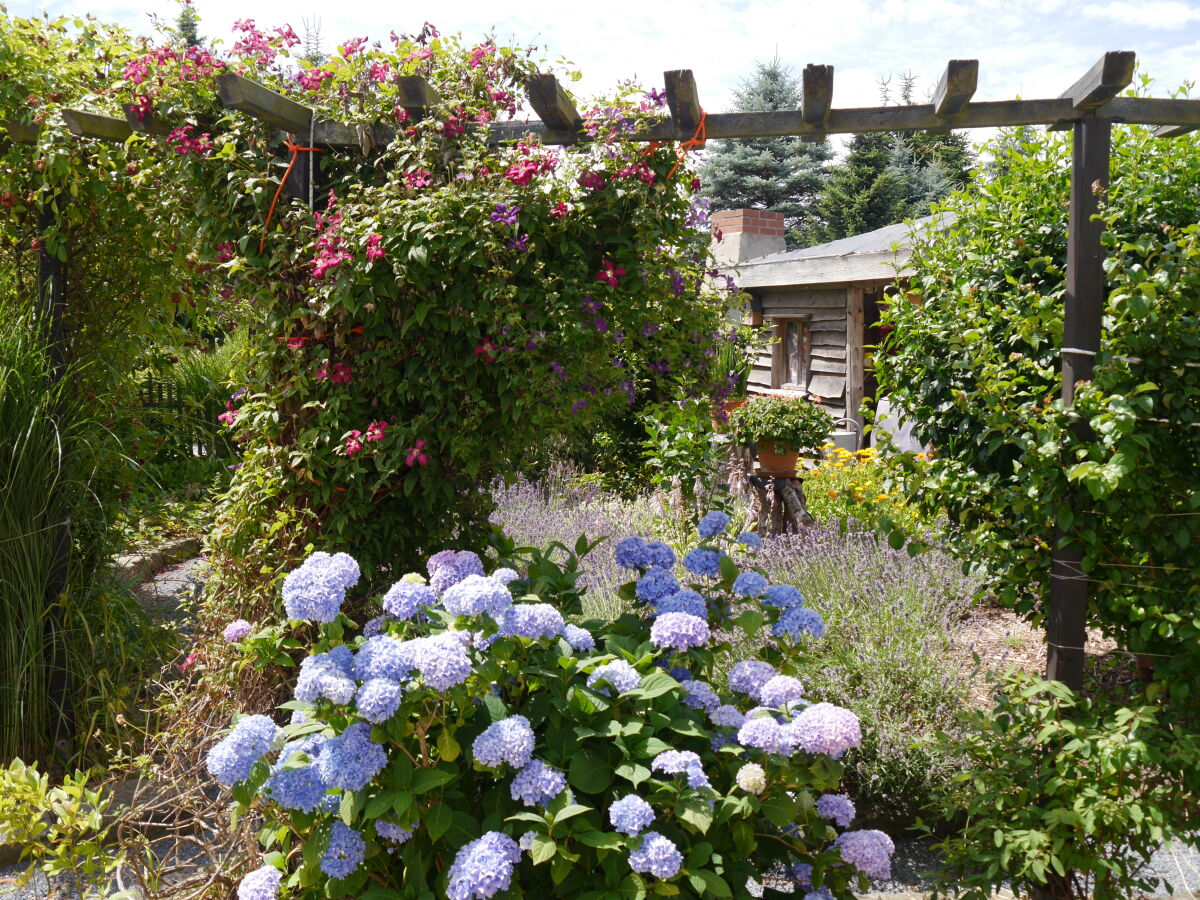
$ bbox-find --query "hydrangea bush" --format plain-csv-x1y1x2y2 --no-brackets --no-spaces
214,517,891,899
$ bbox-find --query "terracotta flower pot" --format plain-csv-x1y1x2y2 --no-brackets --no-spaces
756,438,799,477
711,397,747,430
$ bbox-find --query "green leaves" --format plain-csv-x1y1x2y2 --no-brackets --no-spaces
568,747,613,795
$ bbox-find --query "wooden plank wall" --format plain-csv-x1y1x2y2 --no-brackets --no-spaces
747,287,848,417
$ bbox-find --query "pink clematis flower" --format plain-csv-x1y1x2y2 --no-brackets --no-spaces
365,234,386,262
406,439,429,467
595,259,626,287
405,168,432,189
346,430,364,457
365,420,388,443
217,401,237,426
475,338,498,362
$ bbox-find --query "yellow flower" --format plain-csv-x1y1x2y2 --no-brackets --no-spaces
876,493,889,501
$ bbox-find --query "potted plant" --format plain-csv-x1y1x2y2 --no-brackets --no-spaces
709,328,760,428
729,393,834,476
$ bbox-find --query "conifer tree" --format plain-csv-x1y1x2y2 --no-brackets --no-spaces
700,59,832,246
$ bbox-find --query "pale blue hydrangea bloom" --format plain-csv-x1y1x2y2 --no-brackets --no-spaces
518,831,536,852
738,710,787,754
817,792,856,827
635,566,679,602
649,612,709,652
353,635,414,682
443,574,514,618
643,541,676,570
376,819,417,850
737,531,763,551
683,548,721,577
316,723,387,791
615,536,650,570
710,704,745,728
356,678,403,724
429,550,485,596
282,564,346,623
653,590,707,620
382,581,436,620
509,759,566,807
472,715,535,769
206,715,278,786
651,750,709,789
295,649,356,705
728,660,776,700
446,831,521,900
586,660,640,695
313,551,360,590
774,606,826,640
236,865,282,900
806,888,835,900
834,829,895,879
628,831,682,879
263,735,327,812
497,603,563,640
609,794,655,835
663,665,692,682
759,675,805,709
320,821,365,880
681,679,720,713
789,702,862,756
405,632,472,690
223,619,253,643
561,624,595,652
320,794,341,814
491,567,520,584
698,510,730,538
362,616,386,638
762,584,803,608
732,571,768,597
791,863,813,887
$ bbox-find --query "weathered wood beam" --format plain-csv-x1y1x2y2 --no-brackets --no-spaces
395,76,440,118
1155,123,1198,138
217,72,311,132
526,74,582,133
664,69,702,137
2,119,39,143
1062,51,1136,111
802,64,834,143
62,109,133,142
932,59,978,116
312,121,397,147
122,103,173,136
1107,96,1200,126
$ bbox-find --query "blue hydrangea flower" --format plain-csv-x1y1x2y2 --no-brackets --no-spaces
654,590,707,619
409,633,472,691
353,635,414,682
789,703,862,756
236,865,282,900
586,660,640,695
443,574,513,618
562,624,595,652
362,615,386,637
664,665,692,682
697,510,730,539
356,678,403,724
382,581,436,620
206,715,278,786
316,723,387,791
609,794,655,835
429,550,485,595
509,759,566,807
321,794,341,813
628,831,683,879
301,551,360,590
263,735,327,812
682,679,720,712
473,715,535,769
738,710,786,754
728,660,776,699
614,536,649,569
491,567,520,584
497,603,564,640
762,584,804,608
376,819,417,851
817,792,856,828
635,566,679,602
759,675,805,709
792,863,813,888
737,531,763,551
710,704,745,728
683,548,721,577
651,750,709,789
732,571,768,597
446,831,521,900
282,564,345,623
644,541,676,570
649,612,709,652
834,829,895,880
774,606,826,640
710,733,734,751
295,650,356,705
320,821,365,880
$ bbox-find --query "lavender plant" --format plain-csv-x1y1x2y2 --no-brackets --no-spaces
214,519,893,899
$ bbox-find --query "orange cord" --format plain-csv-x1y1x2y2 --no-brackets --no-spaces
668,110,707,179
259,133,323,253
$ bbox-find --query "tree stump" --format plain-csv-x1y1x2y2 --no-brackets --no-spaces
724,445,814,536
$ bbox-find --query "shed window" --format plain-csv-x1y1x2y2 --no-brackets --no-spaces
772,318,810,390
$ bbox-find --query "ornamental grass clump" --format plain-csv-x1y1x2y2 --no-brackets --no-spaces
212,516,892,899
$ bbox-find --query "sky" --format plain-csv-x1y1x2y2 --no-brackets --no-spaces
11,0,1200,150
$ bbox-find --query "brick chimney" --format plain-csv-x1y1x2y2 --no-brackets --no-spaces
710,209,786,267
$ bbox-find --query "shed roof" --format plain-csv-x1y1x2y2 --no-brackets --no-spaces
729,212,954,289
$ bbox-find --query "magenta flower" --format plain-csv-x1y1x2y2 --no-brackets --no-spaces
365,420,388,443
475,338,498,362
346,430,364,457
297,68,332,91
216,241,235,262
218,401,237,426
577,170,606,190
405,169,432,189
339,37,368,57
595,259,626,287
369,62,392,83
365,234,386,263
550,201,569,219
406,440,429,467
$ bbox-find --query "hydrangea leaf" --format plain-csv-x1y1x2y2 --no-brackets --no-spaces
531,834,556,865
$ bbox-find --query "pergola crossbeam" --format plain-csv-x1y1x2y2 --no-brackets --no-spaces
802,64,834,142
2,119,40,144
1063,51,1136,110
62,109,133,142
123,104,173,136
396,76,440,119
1156,123,1198,138
933,59,978,117
526,74,582,134
217,72,312,132
664,69,702,138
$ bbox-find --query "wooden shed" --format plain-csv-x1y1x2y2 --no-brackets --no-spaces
712,209,951,427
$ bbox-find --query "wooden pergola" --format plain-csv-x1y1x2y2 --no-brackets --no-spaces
6,50,1199,692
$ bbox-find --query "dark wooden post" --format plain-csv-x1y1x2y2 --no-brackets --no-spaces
1046,116,1111,691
